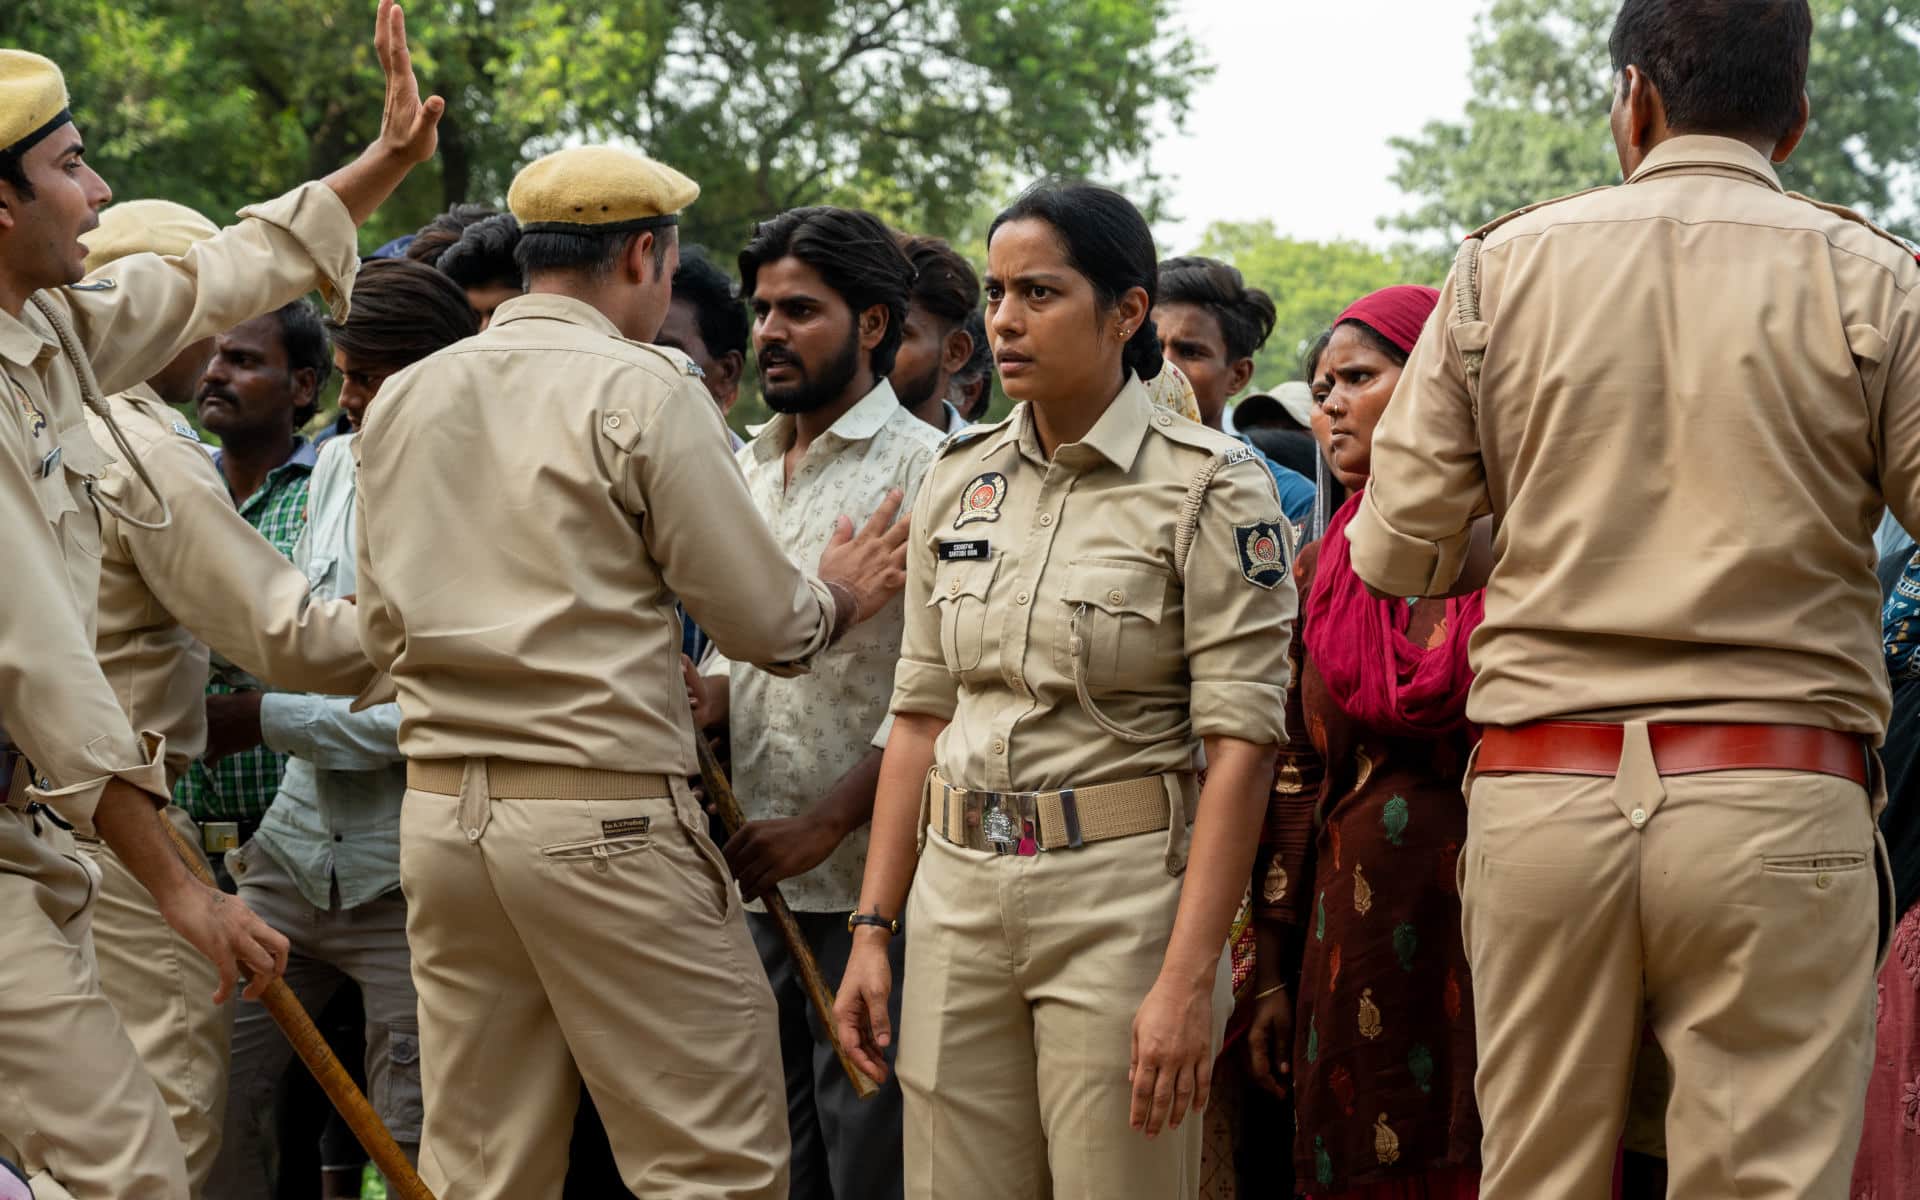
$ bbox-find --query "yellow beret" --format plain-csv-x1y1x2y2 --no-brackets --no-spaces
507,146,699,235
82,200,221,273
0,50,71,159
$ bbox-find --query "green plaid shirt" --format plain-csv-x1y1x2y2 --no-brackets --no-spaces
175,438,318,824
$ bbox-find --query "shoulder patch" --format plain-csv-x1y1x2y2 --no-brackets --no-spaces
1235,519,1294,589
628,341,705,379
1220,444,1261,469
1786,191,1918,258
170,420,202,443
68,278,117,293
1469,185,1613,241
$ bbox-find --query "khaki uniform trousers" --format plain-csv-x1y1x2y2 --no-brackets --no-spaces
77,805,233,1196
898,822,1232,1200
1462,723,1887,1200
0,804,188,1199
400,762,788,1199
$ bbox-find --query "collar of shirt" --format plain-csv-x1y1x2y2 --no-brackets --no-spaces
1627,134,1784,193
485,291,624,338
745,377,905,464
213,433,318,480
0,301,58,368
980,371,1152,473
943,400,969,435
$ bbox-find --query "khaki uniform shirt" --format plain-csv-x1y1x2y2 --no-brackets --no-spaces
354,293,843,775
1348,135,1920,736
890,376,1296,793
707,378,942,912
90,384,372,785
0,182,357,825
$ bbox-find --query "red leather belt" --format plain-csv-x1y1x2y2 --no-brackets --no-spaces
1476,721,1869,787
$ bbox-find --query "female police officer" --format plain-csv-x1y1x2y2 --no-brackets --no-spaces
834,181,1297,1197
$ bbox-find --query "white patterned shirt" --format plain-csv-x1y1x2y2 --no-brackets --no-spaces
707,379,941,912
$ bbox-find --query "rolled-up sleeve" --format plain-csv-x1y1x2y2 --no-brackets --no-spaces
1346,267,1490,598
67,182,360,396
1183,457,1295,743
0,424,166,828
889,497,958,720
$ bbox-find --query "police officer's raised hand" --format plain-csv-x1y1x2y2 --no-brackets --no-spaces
816,487,911,628
161,881,291,1004
321,0,447,225
1129,973,1217,1139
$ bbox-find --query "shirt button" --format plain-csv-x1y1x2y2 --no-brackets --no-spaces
1108,589,1125,606
1629,808,1648,828
948,580,961,596
466,828,481,842
1155,413,1172,427
1038,513,1054,527
604,414,622,430
1816,872,1833,890
333,834,344,843
993,739,1006,755
1016,590,1030,605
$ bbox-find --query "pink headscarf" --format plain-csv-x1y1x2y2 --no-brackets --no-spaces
1335,285,1441,356
1304,284,1483,738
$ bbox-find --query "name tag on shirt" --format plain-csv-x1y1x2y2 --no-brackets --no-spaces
937,539,990,561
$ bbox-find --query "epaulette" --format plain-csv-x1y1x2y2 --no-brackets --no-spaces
1468,185,1613,242
1786,191,1920,259
933,414,1006,460
627,340,706,380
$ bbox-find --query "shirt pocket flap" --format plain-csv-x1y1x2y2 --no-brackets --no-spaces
928,555,1000,606
1847,324,1888,371
1062,559,1170,623
597,408,643,454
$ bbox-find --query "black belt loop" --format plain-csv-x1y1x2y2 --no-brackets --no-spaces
1058,788,1084,849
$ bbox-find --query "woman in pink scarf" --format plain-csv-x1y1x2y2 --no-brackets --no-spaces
1245,286,1485,1198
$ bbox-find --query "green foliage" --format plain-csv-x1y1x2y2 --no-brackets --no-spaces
6,0,1202,251
1189,221,1447,390
1387,0,1920,244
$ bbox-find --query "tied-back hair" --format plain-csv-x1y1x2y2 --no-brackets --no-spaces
327,258,479,375
989,180,1164,382
1158,256,1278,362
437,213,524,293
405,204,499,268
739,206,914,376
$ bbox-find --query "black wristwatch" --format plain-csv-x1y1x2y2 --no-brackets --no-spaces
847,908,900,936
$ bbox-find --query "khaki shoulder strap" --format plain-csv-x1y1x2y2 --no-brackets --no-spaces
1786,191,1920,260
1452,236,1488,413
26,294,172,532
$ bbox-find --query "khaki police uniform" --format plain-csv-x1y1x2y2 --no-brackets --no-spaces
0,49,360,1200
887,375,1296,1197
353,146,852,1199
1348,135,1920,1198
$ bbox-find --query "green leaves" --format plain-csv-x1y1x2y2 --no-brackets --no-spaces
1387,0,1920,243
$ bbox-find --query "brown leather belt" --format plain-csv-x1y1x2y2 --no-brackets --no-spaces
1476,721,1868,786
407,759,672,800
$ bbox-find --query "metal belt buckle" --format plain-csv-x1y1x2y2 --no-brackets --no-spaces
202,821,241,854
981,793,1040,857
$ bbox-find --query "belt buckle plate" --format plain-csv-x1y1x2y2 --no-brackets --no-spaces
981,793,1039,857
202,821,241,854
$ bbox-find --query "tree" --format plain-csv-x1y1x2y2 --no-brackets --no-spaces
1387,0,1920,244
1189,221,1445,389
5,0,1202,248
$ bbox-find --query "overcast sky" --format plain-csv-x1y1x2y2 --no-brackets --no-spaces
1150,0,1487,251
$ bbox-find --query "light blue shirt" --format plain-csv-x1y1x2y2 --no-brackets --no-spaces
254,434,407,910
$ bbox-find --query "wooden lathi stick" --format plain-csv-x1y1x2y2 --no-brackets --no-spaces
161,817,437,1200
696,733,881,1101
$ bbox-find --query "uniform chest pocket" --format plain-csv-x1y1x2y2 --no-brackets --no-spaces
34,437,104,561
928,555,999,673
1056,559,1174,689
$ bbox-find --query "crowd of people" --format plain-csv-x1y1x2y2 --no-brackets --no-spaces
4,1,1920,1199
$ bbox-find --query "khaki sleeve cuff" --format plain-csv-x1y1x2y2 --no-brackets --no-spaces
235,182,360,321
870,711,896,750
890,658,958,722
1190,682,1287,745
25,731,170,835
1347,485,1469,598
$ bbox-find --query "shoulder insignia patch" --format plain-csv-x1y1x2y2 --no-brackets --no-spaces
68,278,116,293
955,471,1007,527
170,420,202,443
1221,444,1260,468
1235,519,1293,590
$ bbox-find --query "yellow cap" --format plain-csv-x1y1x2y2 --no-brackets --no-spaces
82,200,220,273
507,146,698,235
0,50,71,159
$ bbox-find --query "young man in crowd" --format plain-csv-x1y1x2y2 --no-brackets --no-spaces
693,205,942,1200
655,245,750,444
891,233,979,436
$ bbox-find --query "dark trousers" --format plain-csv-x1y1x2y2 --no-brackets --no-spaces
749,910,906,1200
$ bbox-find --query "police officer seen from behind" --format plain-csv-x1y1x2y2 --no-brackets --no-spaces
834,181,1298,1198
1346,2,1920,1196
352,144,915,1199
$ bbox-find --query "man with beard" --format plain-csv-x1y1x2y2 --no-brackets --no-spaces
692,205,940,1200
891,234,978,435
178,299,334,883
